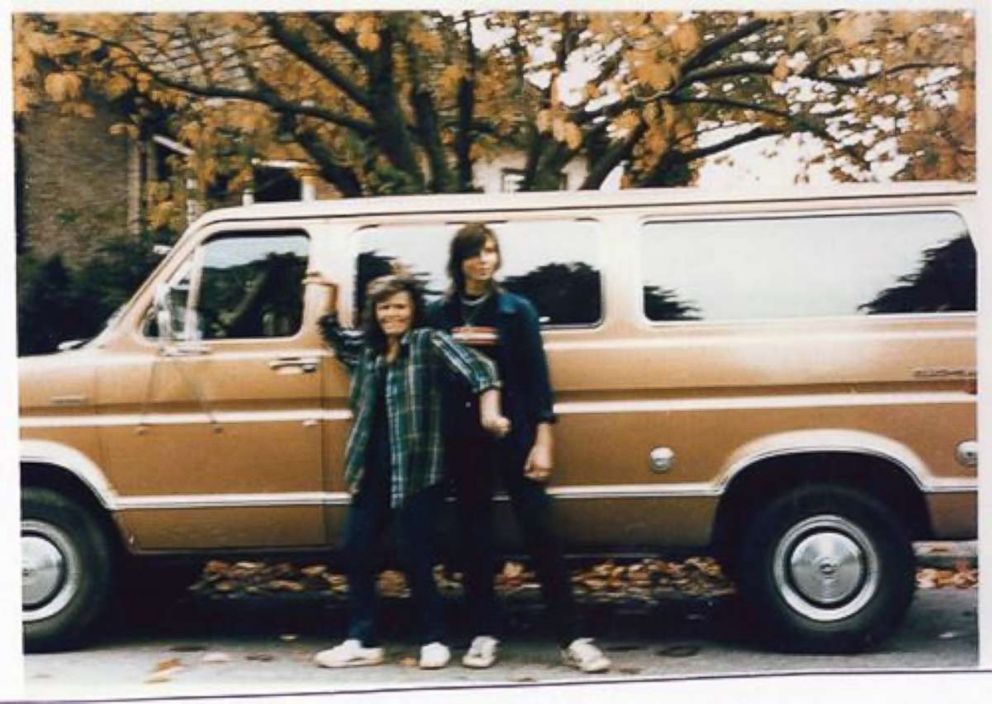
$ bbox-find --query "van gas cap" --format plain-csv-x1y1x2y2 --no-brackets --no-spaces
650,447,675,473
956,440,977,469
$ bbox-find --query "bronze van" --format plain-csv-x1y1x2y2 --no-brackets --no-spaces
19,182,977,653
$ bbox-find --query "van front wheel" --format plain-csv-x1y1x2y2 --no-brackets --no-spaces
737,484,914,653
22,487,114,652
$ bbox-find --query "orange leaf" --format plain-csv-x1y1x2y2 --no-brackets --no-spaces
670,23,700,54
357,31,381,52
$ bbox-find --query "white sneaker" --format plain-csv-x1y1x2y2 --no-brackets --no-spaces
462,635,499,669
561,638,611,673
314,639,385,668
419,641,451,669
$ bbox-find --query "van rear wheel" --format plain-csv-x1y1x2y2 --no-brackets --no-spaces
22,487,114,652
737,484,914,653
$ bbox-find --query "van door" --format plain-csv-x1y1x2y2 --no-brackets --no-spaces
99,229,329,550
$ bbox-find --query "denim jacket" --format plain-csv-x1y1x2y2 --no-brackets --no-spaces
427,291,555,460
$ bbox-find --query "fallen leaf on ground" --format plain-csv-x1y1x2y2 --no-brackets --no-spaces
146,658,184,683
190,557,976,601
152,658,182,672
399,657,417,667
265,579,306,592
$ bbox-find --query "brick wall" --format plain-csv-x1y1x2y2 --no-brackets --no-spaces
19,101,137,268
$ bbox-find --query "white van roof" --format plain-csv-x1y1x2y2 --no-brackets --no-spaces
193,180,976,229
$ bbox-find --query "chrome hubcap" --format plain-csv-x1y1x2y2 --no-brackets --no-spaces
790,531,863,604
22,536,65,607
21,520,81,622
773,515,879,622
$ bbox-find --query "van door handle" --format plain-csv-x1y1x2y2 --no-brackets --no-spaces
269,356,319,374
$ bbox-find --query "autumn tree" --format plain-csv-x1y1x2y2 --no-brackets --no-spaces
14,9,975,207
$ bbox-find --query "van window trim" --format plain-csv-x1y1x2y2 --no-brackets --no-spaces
137,226,315,344
348,217,608,331
636,207,975,328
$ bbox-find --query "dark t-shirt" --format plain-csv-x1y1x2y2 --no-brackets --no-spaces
428,291,554,461
444,294,506,436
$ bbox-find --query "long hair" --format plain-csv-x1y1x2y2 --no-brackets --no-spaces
447,222,501,296
361,274,427,353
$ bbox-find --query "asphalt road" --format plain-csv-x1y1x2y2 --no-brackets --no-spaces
23,574,978,701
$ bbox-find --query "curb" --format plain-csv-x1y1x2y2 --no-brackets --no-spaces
914,541,978,569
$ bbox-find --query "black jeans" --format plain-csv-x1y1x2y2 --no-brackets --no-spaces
342,481,446,647
448,435,578,647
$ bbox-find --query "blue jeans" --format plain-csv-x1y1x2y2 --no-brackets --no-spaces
342,481,446,647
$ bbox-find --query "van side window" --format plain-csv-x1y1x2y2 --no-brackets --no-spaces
640,212,975,322
355,219,602,327
196,231,310,339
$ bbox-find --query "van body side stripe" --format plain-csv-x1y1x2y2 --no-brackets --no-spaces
20,391,973,429
110,480,975,511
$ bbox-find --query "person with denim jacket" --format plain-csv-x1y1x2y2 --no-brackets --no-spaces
428,224,611,674
313,274,509,670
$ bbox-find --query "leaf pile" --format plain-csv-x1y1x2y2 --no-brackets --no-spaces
916,561,979,590
192,556,978,602
191,557,734,602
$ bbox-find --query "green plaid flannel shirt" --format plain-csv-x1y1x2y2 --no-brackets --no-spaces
320,314,499,507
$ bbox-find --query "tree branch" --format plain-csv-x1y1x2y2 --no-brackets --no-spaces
682,18,771,73
312,14,366,61
397,22,454,192
679,61,774,87
261,14,372,111
74,29,376,136
455,10,477,191
580,121,647,189
678,124,780,162
672,94,792,120
522,12,576,191
806,61,957,88
289,118,363,197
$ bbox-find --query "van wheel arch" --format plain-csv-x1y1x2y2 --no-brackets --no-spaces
710,452,930,577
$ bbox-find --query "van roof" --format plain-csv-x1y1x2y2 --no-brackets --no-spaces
194,180,976,228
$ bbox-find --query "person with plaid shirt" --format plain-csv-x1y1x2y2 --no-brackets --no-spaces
314,274,509,670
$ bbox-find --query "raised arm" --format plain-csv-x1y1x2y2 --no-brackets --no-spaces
308,274,365,371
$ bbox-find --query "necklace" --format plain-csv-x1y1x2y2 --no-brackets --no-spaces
459,291,491,327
